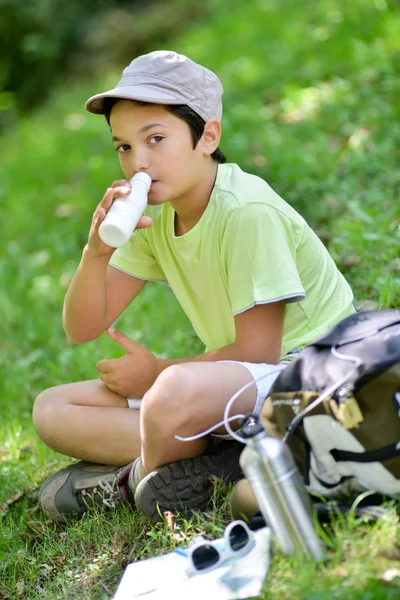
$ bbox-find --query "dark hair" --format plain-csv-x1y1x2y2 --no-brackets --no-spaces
103,98,226,164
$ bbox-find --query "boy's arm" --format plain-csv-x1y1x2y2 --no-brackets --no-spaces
97,301,285,397
63,181,151,343
63,257,147,343
161,301,285,366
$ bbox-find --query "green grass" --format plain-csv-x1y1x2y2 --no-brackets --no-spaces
1,0,400,597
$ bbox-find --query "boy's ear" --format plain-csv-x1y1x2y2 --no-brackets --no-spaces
201,119,221,155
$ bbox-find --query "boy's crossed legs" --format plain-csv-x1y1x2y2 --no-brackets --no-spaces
33,361,262,521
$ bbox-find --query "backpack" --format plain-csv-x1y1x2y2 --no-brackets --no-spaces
260,309,400,500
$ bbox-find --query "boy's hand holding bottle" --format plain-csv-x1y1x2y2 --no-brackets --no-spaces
86,178,152,258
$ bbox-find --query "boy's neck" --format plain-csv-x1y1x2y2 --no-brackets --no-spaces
172,162,218,236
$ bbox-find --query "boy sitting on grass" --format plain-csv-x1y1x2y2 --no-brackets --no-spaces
33,50,354,522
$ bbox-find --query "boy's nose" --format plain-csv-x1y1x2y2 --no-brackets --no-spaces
131,149,150,172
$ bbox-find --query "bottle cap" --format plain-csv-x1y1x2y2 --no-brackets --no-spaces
130,172,152,190
240,415,265,439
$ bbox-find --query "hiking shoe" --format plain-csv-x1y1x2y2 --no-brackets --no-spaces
39,461,135,522
134,440,244,521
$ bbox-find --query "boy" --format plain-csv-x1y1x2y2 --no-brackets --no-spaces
33,50,354,522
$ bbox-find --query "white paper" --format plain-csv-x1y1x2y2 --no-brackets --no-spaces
113,527,272,600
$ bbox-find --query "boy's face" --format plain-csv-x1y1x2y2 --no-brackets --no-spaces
109,100,211,206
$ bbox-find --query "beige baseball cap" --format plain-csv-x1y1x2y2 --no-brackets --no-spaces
85,50,223,123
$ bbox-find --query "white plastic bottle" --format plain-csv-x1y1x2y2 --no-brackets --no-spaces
98,172,152,248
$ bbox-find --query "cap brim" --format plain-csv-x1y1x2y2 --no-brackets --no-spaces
85,85,184,114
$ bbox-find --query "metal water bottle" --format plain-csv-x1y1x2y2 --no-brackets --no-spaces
239,416,324,560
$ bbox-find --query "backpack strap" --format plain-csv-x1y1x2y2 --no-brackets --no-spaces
330,442,400,464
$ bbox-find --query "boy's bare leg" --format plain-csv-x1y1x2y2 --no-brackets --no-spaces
33,380,141,465
139,361,257,475
34,361,259,471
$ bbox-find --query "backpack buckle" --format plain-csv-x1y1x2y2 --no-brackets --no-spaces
329,386,364,429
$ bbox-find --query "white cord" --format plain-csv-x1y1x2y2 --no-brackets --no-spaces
175,346,363,445
223,367,284,442
174,366,285,444
174,415,247,442
331,346,362,368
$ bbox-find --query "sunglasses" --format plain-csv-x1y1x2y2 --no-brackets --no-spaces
183,520,254,574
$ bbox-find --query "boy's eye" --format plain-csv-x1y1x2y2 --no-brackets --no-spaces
116,144,130,153
148,135,164,144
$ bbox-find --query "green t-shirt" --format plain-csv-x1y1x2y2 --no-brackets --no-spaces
110,163,354,357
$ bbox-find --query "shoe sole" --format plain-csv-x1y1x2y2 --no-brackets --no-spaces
134,457,211,521
134,442,244,521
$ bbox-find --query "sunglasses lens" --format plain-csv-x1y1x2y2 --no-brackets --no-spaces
229,524,249,552
192,544,220,571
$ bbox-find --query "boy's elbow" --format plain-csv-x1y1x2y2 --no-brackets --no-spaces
63,321,103,344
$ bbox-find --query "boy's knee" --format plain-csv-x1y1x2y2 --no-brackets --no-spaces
32,387,63,439
142,365,197,429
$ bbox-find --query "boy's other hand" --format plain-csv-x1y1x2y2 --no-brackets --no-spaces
95,327,160,397
86,180,152,258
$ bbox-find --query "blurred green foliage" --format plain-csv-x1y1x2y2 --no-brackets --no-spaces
0,0,210,131
1,0,125,119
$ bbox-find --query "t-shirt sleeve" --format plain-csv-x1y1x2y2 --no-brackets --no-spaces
221,203,306,315
109,229,167,282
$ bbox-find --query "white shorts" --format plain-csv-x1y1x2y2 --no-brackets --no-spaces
127,355,297,439
216,359,290,416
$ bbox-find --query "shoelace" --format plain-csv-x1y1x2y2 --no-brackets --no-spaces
79,473,121,509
